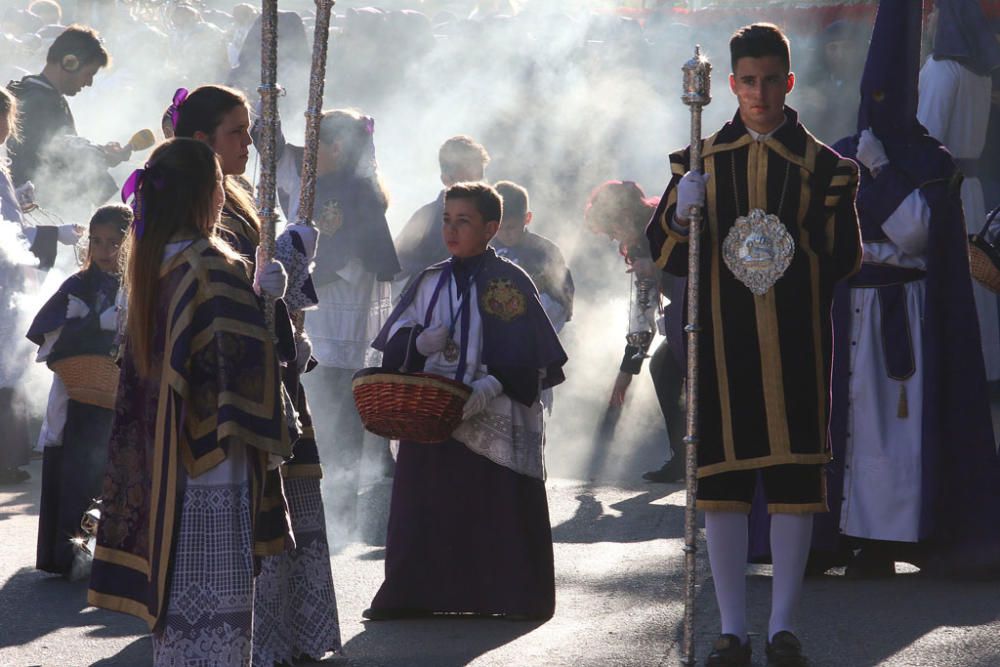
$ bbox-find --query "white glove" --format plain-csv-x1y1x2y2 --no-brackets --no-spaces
66,295,90,320
284,223,319,262
14,181,35,208
415,325,450,356
462,375,503,420
857,128,889,173
266,453,284,470
58,224,84,245
295,334,313,373
253,246,288,298
675,171,710,222
99,306,118,331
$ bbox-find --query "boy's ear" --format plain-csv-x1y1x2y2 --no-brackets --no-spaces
485,219,500,239
524,211,533,227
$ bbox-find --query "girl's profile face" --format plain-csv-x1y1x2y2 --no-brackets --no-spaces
89,225,124,273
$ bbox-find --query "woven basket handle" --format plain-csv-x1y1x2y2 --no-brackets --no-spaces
974,204,1000,243
400,324,425,373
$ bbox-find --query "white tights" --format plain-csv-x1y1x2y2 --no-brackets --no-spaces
704,511,814,643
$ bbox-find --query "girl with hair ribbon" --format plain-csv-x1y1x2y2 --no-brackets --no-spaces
87,138,293,667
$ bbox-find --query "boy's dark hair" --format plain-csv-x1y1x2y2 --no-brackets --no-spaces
89,203,132,234
495,180,529,223
46,24,110,68
730,22,790,73
439,135,490,181
445,182,503,225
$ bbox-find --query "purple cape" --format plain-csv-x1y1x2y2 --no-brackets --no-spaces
373,248,567,389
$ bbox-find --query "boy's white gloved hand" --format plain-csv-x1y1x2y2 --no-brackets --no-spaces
675,171,710,222
99,306,118,331
253,245,288,298
416,325,449,356
267,454,284,470
65,295,90,320
462,375,503,420
58,224,84,245
857,128,889,173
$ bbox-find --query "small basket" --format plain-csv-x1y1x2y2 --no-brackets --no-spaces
970,234,1000,295
352,368,471,444
51,355,119,410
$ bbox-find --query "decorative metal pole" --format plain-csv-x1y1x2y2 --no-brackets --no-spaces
680,44,711,667
257,0,280,333
290,0,335,335
297,0,335,228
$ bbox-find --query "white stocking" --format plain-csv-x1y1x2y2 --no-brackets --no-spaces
704,510,748,642
768,512,813,641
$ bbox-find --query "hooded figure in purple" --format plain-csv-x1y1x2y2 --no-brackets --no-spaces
750,0,1000,576
918,0,1000,380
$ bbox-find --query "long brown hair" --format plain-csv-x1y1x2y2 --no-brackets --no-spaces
123,138,237,377
173,84,262,233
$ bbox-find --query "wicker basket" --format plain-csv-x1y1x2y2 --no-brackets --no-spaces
970,234,1000,295
352,368,471,444
50,355,119,410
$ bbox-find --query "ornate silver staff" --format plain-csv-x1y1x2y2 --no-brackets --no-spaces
256,0,280,333
289,0,335,336
680,44,711,667
297,0,335,229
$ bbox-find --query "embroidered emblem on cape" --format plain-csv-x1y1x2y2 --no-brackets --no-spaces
480,278,527,322
316,200,343,237
722,208,795,295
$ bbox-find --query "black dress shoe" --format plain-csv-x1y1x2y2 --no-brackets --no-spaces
0,467,29,485
642,457,685,483
844,549,896,579
704,634,751,667
766,631,809,667
361,607,431,621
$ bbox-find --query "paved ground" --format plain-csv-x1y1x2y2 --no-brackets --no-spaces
2,455,1000,666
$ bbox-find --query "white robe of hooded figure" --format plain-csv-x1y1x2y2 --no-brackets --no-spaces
918,56,999,380
840,191,929,543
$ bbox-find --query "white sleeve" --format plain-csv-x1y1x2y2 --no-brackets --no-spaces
35,327,62,363
917,59,958,144
36,375,69,449
882,190,932,258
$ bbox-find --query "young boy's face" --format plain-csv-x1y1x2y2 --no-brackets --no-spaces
729,55,794,135
443,197,499,258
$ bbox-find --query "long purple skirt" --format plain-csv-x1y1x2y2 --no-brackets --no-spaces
369,438,555,619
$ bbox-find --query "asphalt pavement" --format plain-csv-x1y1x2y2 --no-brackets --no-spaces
2,455,1000,666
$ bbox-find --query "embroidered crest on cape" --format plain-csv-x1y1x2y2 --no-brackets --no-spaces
722,208,795,295
316,200,343,237
480,278,527,322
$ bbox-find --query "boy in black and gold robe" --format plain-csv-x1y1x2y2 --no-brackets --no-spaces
646,23,861,667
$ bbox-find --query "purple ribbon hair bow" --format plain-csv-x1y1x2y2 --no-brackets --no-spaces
121,166,165,239
168,88,189,131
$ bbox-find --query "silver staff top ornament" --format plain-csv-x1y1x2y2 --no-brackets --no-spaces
722,209,795,295
682,45,712,109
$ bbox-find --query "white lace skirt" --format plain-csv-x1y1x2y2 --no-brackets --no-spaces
252,476,342,665
152,478,254,667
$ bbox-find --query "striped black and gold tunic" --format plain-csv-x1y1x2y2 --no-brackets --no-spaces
646,107,862,478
